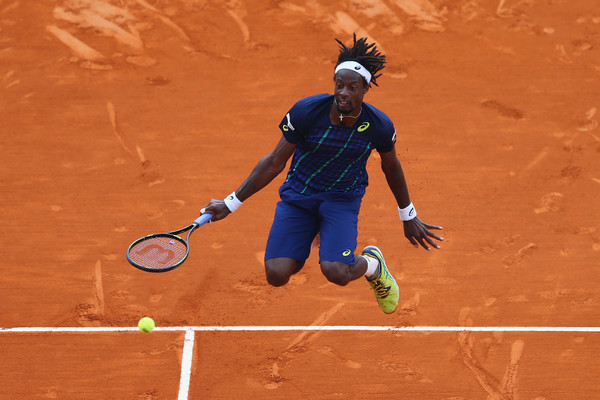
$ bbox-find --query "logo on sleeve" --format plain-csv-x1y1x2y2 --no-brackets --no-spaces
285,113,295,131
342,249,352,256
357,122,370,132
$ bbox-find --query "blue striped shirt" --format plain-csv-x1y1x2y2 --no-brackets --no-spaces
279,94,396,195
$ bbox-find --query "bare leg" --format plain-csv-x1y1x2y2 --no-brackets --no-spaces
320,257,368,286
264,257,304,287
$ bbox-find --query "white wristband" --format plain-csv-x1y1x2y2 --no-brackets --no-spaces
223,192,243,212
398,202,417,221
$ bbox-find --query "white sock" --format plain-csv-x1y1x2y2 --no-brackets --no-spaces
363,255,379,279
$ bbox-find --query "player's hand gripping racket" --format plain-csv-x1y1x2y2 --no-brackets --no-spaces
126,213,212,272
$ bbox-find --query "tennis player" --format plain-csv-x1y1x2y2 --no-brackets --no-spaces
201,34,443,314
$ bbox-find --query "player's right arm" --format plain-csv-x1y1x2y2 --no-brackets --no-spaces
201,135,296,221
236,135,296,201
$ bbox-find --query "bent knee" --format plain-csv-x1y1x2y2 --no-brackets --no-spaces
265,267,290,287
265,258,302,287
320,261,351,286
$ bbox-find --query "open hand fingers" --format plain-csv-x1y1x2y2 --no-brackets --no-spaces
408,236,419,248
407,231,443,250
415,236,431,251
425,235,441,249
424,223,443,231
426,230,444,242
404,218,444,250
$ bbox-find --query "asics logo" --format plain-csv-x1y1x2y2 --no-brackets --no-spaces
282,125,289,131
358,122,370,132
342,249,352,256
409,207,415,217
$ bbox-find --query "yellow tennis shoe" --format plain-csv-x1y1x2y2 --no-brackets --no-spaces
363,246,399,314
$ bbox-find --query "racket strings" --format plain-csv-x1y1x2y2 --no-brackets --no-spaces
128,236,188,270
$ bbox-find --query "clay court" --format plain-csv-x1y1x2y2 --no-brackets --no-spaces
1,0,600,398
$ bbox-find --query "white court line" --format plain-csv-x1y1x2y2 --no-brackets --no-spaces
178,329,195,400
2,325,600,400
1,325,600,333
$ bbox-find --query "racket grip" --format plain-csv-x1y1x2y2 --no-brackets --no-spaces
194,212,213,226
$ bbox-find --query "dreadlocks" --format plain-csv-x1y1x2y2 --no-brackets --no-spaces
335,33,386,87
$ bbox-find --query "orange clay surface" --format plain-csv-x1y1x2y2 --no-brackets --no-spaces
1,0,600,399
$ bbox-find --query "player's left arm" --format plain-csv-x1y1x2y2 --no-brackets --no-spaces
379,147,444,250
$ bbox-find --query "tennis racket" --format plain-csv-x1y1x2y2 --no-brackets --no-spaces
126,213,212,272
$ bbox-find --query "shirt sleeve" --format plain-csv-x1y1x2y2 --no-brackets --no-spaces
371,115,397,153
278,98,310,144
279,110,301,144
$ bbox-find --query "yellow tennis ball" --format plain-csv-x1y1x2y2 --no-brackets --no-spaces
138,317,155,333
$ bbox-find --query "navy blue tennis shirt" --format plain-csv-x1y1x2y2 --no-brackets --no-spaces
279,93,397,195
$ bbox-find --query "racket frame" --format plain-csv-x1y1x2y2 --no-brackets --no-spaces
126,213,212,272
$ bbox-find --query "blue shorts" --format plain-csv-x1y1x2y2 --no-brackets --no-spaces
264,182,363,265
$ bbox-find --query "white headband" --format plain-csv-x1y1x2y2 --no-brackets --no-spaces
334,61,372,84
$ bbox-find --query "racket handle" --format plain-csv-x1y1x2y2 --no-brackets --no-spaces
193,213,213,226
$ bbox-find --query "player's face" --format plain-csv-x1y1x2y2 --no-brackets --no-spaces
333,69,369,114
